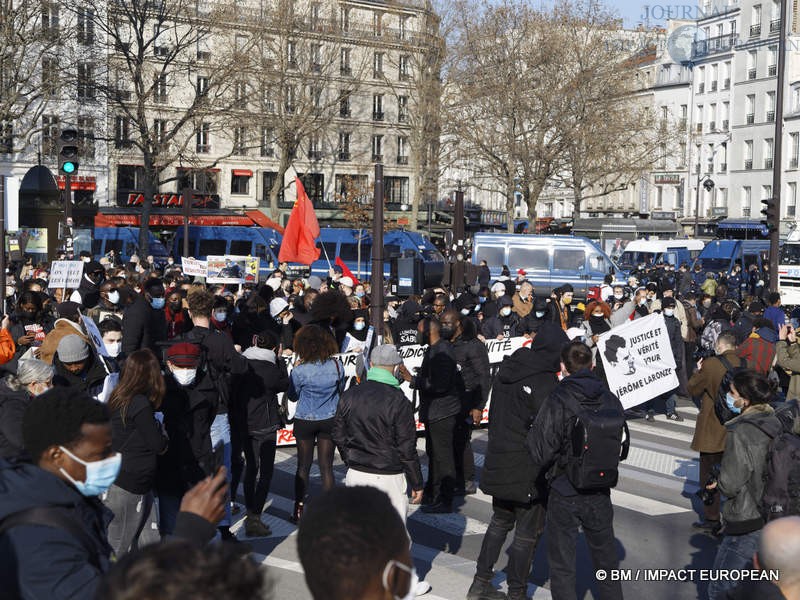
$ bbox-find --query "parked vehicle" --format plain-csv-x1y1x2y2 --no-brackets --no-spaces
470,233,623,299
778,228,800,305
89,228,170,265
692,239,771,277
617,239,705,271
172,226,282,278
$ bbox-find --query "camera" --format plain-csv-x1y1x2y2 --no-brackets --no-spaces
695,465,720,506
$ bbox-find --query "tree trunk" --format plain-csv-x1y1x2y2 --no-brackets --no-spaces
269,149,291,219
138,158,156,258
506,178,516,233
573,187,583,221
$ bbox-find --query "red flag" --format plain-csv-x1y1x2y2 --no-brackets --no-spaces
335,256,359,286
278,177,321,265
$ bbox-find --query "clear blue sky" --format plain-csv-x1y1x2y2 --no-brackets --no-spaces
607,0,674,28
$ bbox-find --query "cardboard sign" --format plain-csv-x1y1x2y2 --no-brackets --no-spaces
181,257,208,278
82,315,109,357
207,255,259,284
48,261,84,289
596,313,679,410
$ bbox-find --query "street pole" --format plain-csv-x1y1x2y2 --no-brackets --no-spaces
370,163,384,341
64,174,73,259
0,175,5,315
182,186,192,258
453,186,465,289
693,170,702,238
770,0,788,292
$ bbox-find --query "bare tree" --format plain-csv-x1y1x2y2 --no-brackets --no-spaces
67,0,249,253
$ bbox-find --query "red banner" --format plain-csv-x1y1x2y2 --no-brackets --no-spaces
56,175,96,191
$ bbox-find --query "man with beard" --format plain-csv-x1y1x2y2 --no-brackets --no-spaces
70,262,105,309
86,281,125,324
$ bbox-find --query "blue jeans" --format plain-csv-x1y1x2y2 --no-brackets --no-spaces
210,413,232,527
707,529,761,600
158,492,181,536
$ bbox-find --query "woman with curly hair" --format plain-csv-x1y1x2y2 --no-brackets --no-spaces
286,324,345,522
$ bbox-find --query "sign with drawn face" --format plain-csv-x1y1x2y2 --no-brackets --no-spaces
597,313,679,410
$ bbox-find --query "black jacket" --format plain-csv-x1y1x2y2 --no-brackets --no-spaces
527,368,624,497
111,394,169,495
53,356,107,399
663,314,685,372
233,348,290,437
333,377,423,491
482,312,521,339
481,324,568,503
0,385,31,459
122,293,166,355
452,322,491,411
414,340,462,424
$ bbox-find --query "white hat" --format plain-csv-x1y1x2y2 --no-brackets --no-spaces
269,297,289,318
265,277,282,291
491,282,505,294
339,276,354,288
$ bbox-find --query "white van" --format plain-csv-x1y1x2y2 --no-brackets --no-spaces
617,239,704,271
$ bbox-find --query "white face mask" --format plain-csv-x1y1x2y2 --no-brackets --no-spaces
104,341,122,357
460,308,471,315
664,309,675,317
535,311,546,318
354,321,366,331
107,291,120,305
172,367,197,386
500,307,512,317
613,292,624,300
29,382,52,397
382,560,418,600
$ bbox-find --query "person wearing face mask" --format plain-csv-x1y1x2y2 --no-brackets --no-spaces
53,334,108,399
9,290,53,359
397,318,461,514
99,317,124,362
338,276,355,298
209,296,233,340
511,281,534,319
481,296,521,340
86,281,125,325
299,486,427,600
522,296,551,335
70,261,106,309
0,359,54,459
641,296,686,423
165,290,193,340
704,370,782,600
37,301,84,364
269,297,300,354
688,333,742,534
550,284,575,331
122,278,167,356
581,301,612,354
0,387,226,599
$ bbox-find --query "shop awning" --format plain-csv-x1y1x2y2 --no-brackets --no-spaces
232,169,253,177
245,210,284,233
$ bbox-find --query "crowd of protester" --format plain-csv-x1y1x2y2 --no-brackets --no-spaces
0,250,798,600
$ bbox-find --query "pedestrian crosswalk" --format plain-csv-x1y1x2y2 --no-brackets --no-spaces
233,400,706,600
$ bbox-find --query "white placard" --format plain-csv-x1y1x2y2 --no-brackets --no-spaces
596,313,679,410
48,261,84,289
82,315,108,357
180,257,208,278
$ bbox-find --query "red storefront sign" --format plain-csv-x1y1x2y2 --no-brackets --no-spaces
95,213,256,227
122,193,220,209
56,175,97,191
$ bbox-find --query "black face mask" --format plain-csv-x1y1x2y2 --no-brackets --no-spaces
18,310,37,320
169,302,182,313
439,325,455,340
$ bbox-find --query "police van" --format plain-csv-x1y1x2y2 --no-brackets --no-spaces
471,233,623,298
617,239,704,271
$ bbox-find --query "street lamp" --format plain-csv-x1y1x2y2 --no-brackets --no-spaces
693,137,729,237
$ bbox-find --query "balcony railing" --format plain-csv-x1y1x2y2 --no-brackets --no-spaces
746,113,755,124
196,144,210,153
397,155,408,165
692,33,737,58
710,121,716,131
372,154,383,162
372,111,384,121
339,108,351,118
765,158,774,169
771,19,781,33
748,68,757,79
696,123,703,133
711,80,718,91
769,64,777,76
722,119,729,130
338,151,350,161
745,159,753,169
750,23,762,37
340,66,352,76
767,110,776,121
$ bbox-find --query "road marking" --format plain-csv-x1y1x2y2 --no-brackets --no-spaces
611,489,691,515
626,420,696,444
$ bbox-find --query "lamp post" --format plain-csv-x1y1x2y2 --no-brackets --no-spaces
693,136,729,237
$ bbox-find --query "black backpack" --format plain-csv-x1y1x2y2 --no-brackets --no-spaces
761,431,800,521
564,392,630,491
715,356,748,425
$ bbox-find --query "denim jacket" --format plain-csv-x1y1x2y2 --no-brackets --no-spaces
287,359,344,421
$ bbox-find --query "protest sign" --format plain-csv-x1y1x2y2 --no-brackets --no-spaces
48,261,84,289
181,257,208,278
276,335,532,446
207,255,259,284
82,315,109,357
596,313,679,410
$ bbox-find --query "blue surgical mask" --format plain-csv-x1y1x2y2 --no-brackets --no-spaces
150,297,165,310
726,392,742,415
355,291,365,298
478,296,487,304
535,311,546,318
213,310,227,322
59,446,122,497
354,321,366,331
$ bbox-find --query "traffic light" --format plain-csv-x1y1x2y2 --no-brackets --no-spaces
58,128,79,175
761,197,778,232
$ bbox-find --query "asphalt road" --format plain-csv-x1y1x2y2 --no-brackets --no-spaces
231,399,720,599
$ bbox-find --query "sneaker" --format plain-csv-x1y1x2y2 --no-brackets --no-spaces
415,579,432,596
244,514,272,538
666,412,685,422
454,481,478,496
692,519,720,533
420,501,453,514
466,578,507,600
645,410,655,422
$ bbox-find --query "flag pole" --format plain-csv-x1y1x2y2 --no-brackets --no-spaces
320,241,332,270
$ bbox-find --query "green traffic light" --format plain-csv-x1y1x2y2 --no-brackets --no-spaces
62,162,76,174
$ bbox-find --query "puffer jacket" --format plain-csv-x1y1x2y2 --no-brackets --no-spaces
718,404,782,535
481,323,568,503
452,320,491,412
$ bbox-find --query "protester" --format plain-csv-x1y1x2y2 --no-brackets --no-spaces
9,290,53,358
165,290,192,340
105,349,169,556
53,334,108,399
86,281,125,324
286,324,345,522
39,301,88,364
122,278,167,355
0,359,54,459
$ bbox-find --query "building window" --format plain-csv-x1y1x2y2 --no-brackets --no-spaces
655,186,663,209
373,52,384,78
77,62,95,100
717,187,727,208
233,126,247,155
308,135,321,160
373,11,383,36
233,81,247,109
42,115,58,155
287,40,297,69
339,90,351,117
791,133,800,167
42,4,59,32
153,119,166,147
177,168,218,194
788,182,797,217
260,127,274,157
372,134,383,161
742,186,751,216
384,176,408,204
284,85,296,114
338,132,351,160
372,94,384,120
766,91,776,121
77,116,95,158
765,138,774,169
311,43,322,72
77,8,94,45
399,15,408,39
196,76,209,97
744,139,754,169
231,173,250,195
0,121,12,154
117,165,145,191
399,55,410,80
196,122,210,153
154,73,168,103
262,172,284,203
340,47,351,76
340,7,350,32
398,96,408,122
114,116,132,149
397,136,408,164
42,57,58,97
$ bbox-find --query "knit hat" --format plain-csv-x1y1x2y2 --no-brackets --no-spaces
307,275,323,291
270,297,289,318
491,282,505,295
55,301,82,320
339,276,354,288
166,342,202,368
56,335,90,363
517,269,527,276
370,344,402,366
662,296,677,309
265,277,282,291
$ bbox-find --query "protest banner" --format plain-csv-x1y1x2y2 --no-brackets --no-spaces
596,313,679,410
48,261,84,289
82,315,109,357
276,335,532,446
181,257,208,278
206,255,259,284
